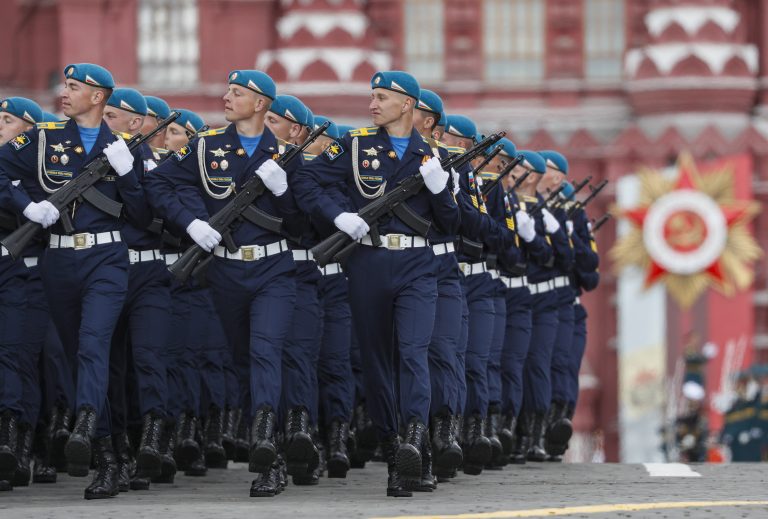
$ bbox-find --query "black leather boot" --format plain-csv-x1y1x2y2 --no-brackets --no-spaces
326,419,351,478
397,418,426,486
153,418,177,483
510,413,530,464
234,415,250,463
84,436,119,499
415,436,436,492
431,413,462,480
544,400,573,458
204,405,227,468
136,412,163,478
250,456,283,497
175,411,199,468
112,432,133,492
32,423,57,484
65,405,97,477
347,429,366,469
0,410,19,479
48,402,71,472
462,414,491,475
249,407,277,473
526,412,547,462
382,436,411,498
485,408,504,469
284,407,315,476
185,429,208,477
352,402,377,462
12,421,32,486
499,412,516,460
222,407,240,461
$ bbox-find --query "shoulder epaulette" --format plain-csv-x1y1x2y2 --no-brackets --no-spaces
438,142,465,154
523,195,538,203
112,130,133,140
198,127,226,137
35,121,66,130
349,126,379,137
303,152,317,162
479,171,500,181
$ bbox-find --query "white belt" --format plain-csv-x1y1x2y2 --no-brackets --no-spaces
574,296,581,305
488,269,499,279
432,242,455,256
129,249,163,264
500,275,527,289
164,253,180,266
49,231,121,250
0,246,9,257
459,262,486,277
360,234,428,250
292,249,314,262
320,263,343,276
24,257,38,268
213,239,288,262
553,275,570,288
528,280,554,295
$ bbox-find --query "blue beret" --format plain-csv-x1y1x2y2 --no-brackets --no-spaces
560,181,575,200
444,115,477,140
489,137,517,159
305,106,315,130
519,150,547,174
417,89,443,116
371,70,420,101
312,115,339,140
41,111,61,123
539,150,569,175
336,125,355,138
106,88,148,116
145,96,171,119
437,111,447,127
173,109,205,134
228,70,276,100
270,95,313,128
0,97,43,124
63,63,114,89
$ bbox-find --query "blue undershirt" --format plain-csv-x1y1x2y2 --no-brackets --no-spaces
78,126,100,155
389,135,410,160
238,134,262,158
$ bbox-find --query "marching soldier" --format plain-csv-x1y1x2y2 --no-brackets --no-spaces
293,71,459,497
141,96,172,150
0,63,153,499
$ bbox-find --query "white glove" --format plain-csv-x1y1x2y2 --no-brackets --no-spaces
186,219,222,252
565,220,574,236
419,156,449,195
255,159,288,197
451,168,460,196
334,212,369,240
515,210,536,243
587,221,593,233
104,138,134,176
23,201,60,228
541,208,561,234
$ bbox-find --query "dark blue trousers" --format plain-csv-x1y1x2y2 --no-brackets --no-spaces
41,244,128,437
281,261,322,422
550,300,575,405
20,262,46,426
461,272,495,418
521,291,559,414
568,303,588,409
349,332,365,405
165,282,194,419
346,247,436,438
41,321,73,413
200,299,227,414
487,283,507,409
428,253,463,416
500,285,532,418
208,253,296,417
455,283,469,415
317,272,353,425
0,256,26,416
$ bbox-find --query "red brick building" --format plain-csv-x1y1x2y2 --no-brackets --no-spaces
2,0,768,462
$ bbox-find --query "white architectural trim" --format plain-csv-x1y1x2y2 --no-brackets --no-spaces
277,11,369,40
626,44,758,76
645,6,740,37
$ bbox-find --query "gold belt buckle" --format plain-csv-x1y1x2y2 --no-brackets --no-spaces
241,246,255,261
386,234,405,250
73,233,90,250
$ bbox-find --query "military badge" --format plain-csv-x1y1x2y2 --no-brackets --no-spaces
61,154,69,166
50,143,69,153
74,146,84,154
50,155,59,164
362,160,370,168
236,148,246,156
422,156,430,165
174,145,191,162
387,151,396,159
9,133,30,151
220,160,229,171
324,141,344,162
210,147,229,158
372,159,380,170
211,161,219,169
363,147,378,157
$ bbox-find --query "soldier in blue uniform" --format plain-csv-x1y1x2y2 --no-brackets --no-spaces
0,63,153,499
0,97,44,491
293,71,459,497
141,96,172,150
148,69,304,498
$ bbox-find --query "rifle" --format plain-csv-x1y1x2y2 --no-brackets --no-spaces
311,132,505,267
470,144,503,180
554,176,592,208
1,112,180,260
168,121,331,283
528,182,567,216
566,179,608,218
480,153,525,197
592,213,612,232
